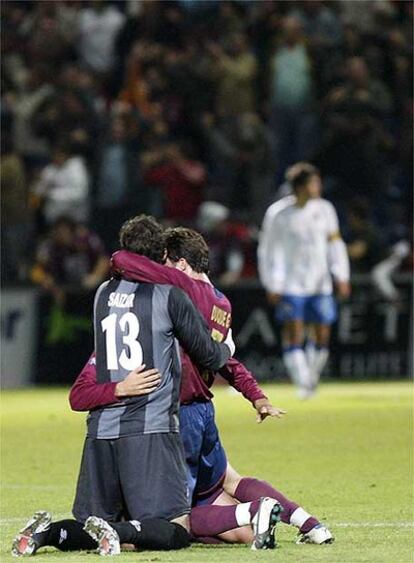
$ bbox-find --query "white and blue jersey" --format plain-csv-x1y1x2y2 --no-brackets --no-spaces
258,196,349,324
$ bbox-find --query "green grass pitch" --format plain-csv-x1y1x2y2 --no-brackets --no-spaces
1,382,413,562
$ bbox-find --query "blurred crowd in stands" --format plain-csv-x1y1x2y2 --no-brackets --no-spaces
1,0,412,293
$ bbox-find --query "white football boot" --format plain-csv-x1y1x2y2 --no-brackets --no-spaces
11,511,51,557
297,524,334,544
84,516,121,556
251,497,282,550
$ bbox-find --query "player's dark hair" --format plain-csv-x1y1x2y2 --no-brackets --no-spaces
165,227,210,274
119,215,165,263
286,162,319,192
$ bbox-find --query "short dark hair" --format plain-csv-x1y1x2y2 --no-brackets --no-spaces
165,227,210,274
119,215,165,263
286,162,319,191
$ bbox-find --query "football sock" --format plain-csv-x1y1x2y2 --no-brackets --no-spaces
190,501,260,537
305,340,317,376
283,345,312,390
306,342,329,387
290,508,320,534
38,519,190,552
234,478,320,533
111,520,190,550
312,346,329,380
42,520,97,551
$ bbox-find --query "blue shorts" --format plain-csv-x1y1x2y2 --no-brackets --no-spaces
179,402,227,507
275,294,337,325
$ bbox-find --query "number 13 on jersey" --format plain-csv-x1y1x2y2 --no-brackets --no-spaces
101,312,144,371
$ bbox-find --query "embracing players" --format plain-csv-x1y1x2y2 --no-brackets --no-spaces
12,217,238,557
12,215,334,557
71,220,333,546
12,217,283,558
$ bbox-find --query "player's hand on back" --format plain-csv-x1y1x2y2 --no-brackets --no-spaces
254,398,287,424
115,365,161,398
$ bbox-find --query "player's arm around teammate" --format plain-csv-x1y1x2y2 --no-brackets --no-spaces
112,241,286,421
69,353,161,411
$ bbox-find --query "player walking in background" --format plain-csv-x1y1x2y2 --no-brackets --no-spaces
258,163,350,398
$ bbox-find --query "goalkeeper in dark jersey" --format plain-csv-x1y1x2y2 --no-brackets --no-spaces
12,216,235,557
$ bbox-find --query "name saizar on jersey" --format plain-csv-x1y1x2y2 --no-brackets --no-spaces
107,292,135,308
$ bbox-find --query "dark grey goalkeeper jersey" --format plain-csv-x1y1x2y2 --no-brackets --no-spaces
87,278,231,439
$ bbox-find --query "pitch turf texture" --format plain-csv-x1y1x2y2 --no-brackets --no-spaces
1,382,413,562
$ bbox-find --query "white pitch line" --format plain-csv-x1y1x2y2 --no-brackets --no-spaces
331,522,413,528
1,514,71,524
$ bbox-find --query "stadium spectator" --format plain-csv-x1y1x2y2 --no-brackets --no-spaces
33,144,90,226
289,1,343,50
269,16,318,183
32,87,99,161
394,99,413,217
31,217,109,300
118,40,163,117
338,0,397,35
24,1,75,73
77,1,125,75
216,2,246,36
1,134,32,282
202,112,274,223
57,63,102,121
162,46,213,136
208,32,257,117
142,142,206,223
288,1,343,99
345,200,385,273
197,202,257,286
200,112,239,205
335,56,392,117
317,56,394,205
94,114,142,251
2,68,54,166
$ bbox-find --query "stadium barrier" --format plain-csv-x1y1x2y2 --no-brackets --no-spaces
0,275,412,387
1,287,38,388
